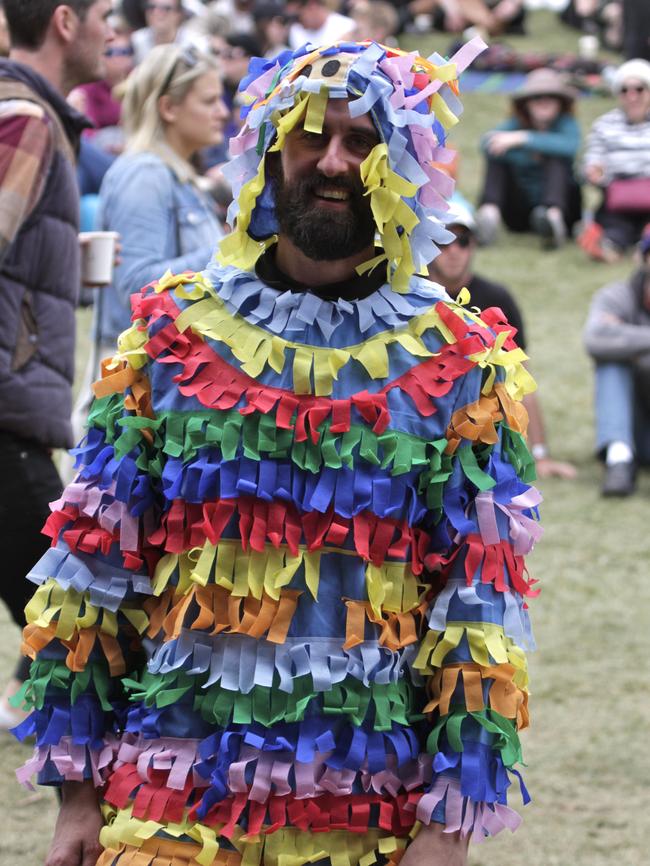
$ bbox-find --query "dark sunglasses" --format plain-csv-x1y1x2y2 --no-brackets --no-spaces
620,84,648,95
450,231,472,248
159,45,200,96
105,45,134,58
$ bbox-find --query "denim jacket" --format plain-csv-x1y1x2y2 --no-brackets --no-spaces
96,151,224,343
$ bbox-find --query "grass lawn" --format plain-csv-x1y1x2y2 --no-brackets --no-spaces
1,10,648,864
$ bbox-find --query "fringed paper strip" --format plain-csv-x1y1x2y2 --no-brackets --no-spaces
146,540,427,616
13,658,114,712
427,708,523,769
194,718,422,781
158,452,429,526
192,791,419,837
24,578,149,643
429,739,530,807
97,836,240,866
16,734,119,789
87,398,445,479
43,504,162,575
26,543,153,611
147,632,420,693
425,579,535,652
111,734,434,803
424,533,539,598
169,284,472,397
12,693,116,750
148,498,432,573
22,620,134,676
416,775,522,838
146,583,301,645
100,805,408,866
344,599,428,651
424,663,528,728
71,426,158,517
211,261,448,339
123,668,421,731
414,622,528,688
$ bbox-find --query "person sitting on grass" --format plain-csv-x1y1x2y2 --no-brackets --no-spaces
476,68,582,250
579,58,650,263
429,197,577,480
583,233,650,496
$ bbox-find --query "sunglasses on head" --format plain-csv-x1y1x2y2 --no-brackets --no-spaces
159,45,200,96
620,84,648,95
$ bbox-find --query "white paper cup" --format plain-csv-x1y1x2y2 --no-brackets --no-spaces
79,231,119,285
578,35,599,60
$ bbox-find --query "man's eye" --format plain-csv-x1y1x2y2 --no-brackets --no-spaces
349,135,375,152
301,131,322,143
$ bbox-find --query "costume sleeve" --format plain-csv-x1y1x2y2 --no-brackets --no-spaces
0,102,53,265
412,303,541,838
13,322,160,788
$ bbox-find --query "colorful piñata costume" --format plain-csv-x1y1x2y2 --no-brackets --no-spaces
14,41,542,866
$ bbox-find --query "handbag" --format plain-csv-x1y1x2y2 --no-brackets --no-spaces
605,177,650,213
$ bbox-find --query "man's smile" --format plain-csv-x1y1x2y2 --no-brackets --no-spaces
313,187,351,203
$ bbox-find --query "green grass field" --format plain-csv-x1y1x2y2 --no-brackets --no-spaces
1,10,649,864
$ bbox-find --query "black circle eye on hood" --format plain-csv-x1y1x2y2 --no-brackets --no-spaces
321,59,341,77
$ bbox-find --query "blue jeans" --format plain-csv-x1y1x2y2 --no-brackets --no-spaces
595,361,650,464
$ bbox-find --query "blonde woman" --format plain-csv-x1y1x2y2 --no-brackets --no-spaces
63,43,228,483
96,42,228,349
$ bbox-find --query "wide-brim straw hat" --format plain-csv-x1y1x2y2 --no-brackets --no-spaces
512,68,577,105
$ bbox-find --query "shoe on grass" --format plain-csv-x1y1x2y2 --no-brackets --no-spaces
476,204,501,246
578,221,622,263
531,205,567,249
601,460,636,497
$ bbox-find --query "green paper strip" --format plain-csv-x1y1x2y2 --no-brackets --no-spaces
124,669,424,731
426,707,523,768
87,400,452,481
12,659,113,712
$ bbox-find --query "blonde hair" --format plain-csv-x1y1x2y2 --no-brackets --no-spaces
120,43,218,179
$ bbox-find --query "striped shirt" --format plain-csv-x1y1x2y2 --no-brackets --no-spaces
0,99,53,264
583,106,650,183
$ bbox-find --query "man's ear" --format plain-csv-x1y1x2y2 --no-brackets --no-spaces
50,4,81,46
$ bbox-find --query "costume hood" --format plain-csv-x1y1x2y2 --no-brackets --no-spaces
218,39,486,292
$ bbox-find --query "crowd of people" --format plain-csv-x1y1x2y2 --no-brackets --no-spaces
0,2,648,865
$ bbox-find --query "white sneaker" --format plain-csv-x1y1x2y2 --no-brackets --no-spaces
476,204,502,246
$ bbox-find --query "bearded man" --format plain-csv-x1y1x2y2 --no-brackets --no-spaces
14,40,541,866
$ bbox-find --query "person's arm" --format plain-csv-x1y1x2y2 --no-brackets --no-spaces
523,390,577,479
100,158,219,310
583,277,650,361
412,309,540,848
582,112,611,185
0,102,54,266
44,780,104,866
400,822,469,866
522,115,581,160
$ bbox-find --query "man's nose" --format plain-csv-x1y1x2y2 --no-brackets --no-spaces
317,137,347,177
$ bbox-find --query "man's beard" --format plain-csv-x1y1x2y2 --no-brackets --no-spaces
270,165,376,262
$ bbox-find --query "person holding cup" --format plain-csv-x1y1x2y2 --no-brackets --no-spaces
65,43,228,478
88,43,227,358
